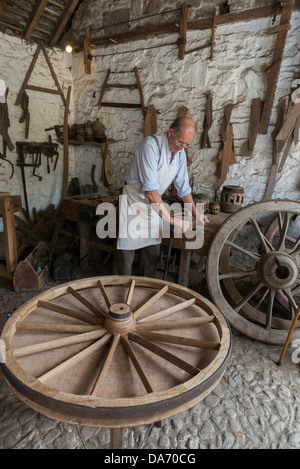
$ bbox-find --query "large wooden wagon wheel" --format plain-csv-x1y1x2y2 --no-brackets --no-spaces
0,276,230,448
206,199,300,345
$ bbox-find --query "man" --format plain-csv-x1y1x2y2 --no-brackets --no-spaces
116,116,209,276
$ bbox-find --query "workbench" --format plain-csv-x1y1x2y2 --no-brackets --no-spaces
61,193,230,286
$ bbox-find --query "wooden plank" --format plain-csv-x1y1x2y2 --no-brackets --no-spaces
40,43,66,106
259,1,295,134
48,0,80,47
84,27,92,75
60,85,71,203
0,194,18,279
98,69,111,107
276,100,300,150
210,7,217,60
25,85,62,95
90,6,274,47
0,1,7,17
178,3,188,60
23,0,48,40
241,98,262,156
15,44,42,106
134,66,145,117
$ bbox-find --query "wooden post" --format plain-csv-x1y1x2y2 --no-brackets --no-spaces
61,86,71,203
0,193,18,280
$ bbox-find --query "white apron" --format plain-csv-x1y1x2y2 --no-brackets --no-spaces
117,134,178,250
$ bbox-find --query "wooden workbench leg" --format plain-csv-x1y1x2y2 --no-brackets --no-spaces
110,428,124,449
178,251,191,286
79,223,90,267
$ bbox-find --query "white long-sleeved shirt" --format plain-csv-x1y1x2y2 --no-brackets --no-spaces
125,132,192,198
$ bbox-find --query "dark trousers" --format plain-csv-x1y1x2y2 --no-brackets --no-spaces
114,244,161,277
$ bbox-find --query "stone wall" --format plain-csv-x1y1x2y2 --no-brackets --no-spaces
71,0,300,205
0,1,299,224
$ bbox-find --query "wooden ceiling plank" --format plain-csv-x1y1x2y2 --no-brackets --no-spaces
0,0,7,17
48,0,79,46
23,0,48,40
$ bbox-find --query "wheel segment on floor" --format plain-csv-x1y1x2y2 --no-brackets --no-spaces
0,275,231,431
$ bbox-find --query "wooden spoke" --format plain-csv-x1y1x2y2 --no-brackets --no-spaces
91,334,120,396
249,217,274,252
133,285,169,320
67,286,107,319
14,329,107,358
137,298,196,324
281,287,299,314
266,288,275,330
254,287,269,309
38,333,112,383
16,323,102,333
126,279,135,305
97,280,111,309
277,212,292,251
234,282,264,312
225,239,261,262
137,331,220,351
121,336,153,393
37,300,103,325
128,333,201,376
219,269,258,280
137,316,215,332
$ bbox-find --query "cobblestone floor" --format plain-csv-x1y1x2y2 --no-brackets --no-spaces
0,271,300,450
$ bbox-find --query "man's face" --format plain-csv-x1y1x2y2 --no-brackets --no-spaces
167,126,195,153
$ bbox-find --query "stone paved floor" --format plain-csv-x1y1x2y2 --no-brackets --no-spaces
0,270,300,450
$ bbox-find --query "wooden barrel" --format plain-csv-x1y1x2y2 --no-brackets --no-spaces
0,276,231,428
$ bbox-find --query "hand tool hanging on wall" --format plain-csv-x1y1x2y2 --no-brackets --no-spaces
259,1,295,134
264,96,286,200
200,91,212,149
144,105,157,136
84,27,93,74
19,91,30,139
16,142,61,214
213,104,237,196
177,106,192,166
241,98,263,157
0,87,14,152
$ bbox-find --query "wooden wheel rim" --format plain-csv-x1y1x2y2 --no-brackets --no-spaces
206,199,300,345
1,276,231,427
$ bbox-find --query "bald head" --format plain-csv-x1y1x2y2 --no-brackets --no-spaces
168,116,196,152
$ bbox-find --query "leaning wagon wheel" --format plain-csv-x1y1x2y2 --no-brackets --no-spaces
265,212,300,310
206,199,300,345
0,276,230,445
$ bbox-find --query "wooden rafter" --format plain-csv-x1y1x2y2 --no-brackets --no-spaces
90,6,276,47
0,0,7,17
23,0,48,40
48,0,79,47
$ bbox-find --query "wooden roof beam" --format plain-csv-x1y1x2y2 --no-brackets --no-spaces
0,0,7,17
48,0,79,47
23,0,48,40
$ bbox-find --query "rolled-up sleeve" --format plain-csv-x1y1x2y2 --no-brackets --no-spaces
136,140,161,192
173,150,192,198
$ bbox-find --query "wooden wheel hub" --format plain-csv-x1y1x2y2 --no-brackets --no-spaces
105,303,135,335
258,251,298,289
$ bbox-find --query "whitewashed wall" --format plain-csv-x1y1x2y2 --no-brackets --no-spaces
0,33,74,217
71,2,300,205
